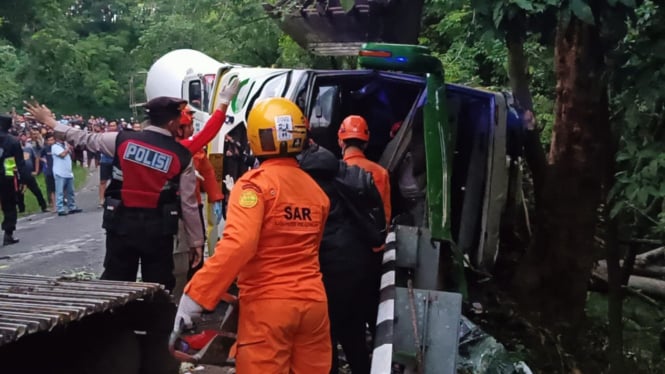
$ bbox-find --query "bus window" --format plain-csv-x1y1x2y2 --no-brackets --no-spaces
203,74,216,112
256,73,289,102
189,80,203,110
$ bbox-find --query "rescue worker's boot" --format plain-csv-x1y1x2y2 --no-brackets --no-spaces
3,232,19,245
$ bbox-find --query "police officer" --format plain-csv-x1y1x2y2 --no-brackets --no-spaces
24,98,206,292
0,114,24,245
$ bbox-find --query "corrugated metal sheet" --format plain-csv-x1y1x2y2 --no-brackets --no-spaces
0,274,168,346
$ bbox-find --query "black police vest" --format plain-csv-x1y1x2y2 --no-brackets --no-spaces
106,130,191,209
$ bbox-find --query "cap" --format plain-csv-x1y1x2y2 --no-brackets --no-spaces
144,97,188,118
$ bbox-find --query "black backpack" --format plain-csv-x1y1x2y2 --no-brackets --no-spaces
334,161,387,247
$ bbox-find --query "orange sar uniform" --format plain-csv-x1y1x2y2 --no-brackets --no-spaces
343,147,391,244
192,149,223,204
184,158,332,373
178,107,224,204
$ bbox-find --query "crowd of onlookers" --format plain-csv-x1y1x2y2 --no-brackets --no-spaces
5,111,143,214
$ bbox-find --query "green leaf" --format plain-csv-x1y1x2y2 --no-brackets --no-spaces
619,0,636,8
559,7,572,28
637,188,649,206
609,201,624,219
340,0,354,12
646,185,660,198
511,0,534,11
493,2,505,28
616,152,632,161
570,0,595,25
626,183,639,200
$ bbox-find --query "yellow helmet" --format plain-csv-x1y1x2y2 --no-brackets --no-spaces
247,97,309,157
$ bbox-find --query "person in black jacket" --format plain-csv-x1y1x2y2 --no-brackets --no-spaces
0,114,26,245
298,142,384,374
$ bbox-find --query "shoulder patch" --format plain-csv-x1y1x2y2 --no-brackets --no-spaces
238,190,259,208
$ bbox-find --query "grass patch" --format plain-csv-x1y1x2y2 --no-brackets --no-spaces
0,164,89,219
586,292,665,373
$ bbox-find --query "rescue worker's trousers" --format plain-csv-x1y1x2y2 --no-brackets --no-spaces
0,178,17,234
102,230,175,291
233,299,332,374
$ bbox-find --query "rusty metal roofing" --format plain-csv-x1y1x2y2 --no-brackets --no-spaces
0,273,168,346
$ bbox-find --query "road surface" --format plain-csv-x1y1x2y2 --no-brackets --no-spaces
0,168,105,277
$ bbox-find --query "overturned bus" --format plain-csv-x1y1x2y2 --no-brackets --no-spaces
152,42,521,373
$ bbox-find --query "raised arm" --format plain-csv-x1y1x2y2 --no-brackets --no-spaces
24,101,117,156
181,77,239,153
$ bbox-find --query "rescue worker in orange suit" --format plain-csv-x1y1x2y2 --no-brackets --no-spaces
180,77,239,225
174,98,332,374
171,78,239,300
177,106,225,218
25,98,204,292
171,106,225,300
338,115,392,339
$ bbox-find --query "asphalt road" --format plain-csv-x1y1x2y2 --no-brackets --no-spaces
0,168,106,277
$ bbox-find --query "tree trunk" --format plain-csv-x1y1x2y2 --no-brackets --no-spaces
495,27,543,285
594,266,665,300
598,259,665,280
505,20,548,197
635,247,665,265
506,31,534,111
513,16,612,330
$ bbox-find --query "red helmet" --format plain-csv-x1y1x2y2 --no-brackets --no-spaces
337,115,369,142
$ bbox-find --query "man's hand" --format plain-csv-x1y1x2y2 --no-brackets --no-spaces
194,169,204,181
173,293,204,332
189,247,203,268
223,175,235,192
23,100,56,128
212,201,223,225
218,77,240,107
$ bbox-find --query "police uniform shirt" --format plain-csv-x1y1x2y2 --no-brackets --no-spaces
52,122,204,248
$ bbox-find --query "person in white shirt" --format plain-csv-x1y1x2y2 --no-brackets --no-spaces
51,134,81,216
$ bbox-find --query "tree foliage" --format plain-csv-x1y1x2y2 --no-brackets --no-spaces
0,0,323,117
610,0,665,239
